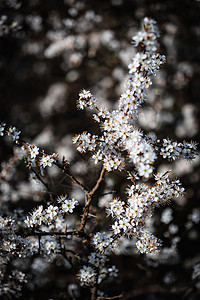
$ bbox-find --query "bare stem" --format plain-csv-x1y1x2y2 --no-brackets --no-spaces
25,230,76,237
91,285,97,300
54,161,90,193
25,230,90,241
97,293,124,300
80,166,105,232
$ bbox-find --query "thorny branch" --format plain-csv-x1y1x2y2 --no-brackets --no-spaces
80,166,106,232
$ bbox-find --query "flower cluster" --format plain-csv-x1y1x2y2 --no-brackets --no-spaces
21,142,59,177
78,262,118,286
78,242,118,287
78,266,96,286
73,17,196,180
0,215,28,257
136,229,161,255
73,20,162,175
77,90,98,110
107,170,184,254
132,17,159,49
0,267,26,300
41,236,60,255
0,122,6,136
0,15,22,37
0,123,21,143
25,235,60,256
1,124,59,176
7,126,21,142
57,194,79,214
73,132,97,153
25,196,78,228
160,138,197,161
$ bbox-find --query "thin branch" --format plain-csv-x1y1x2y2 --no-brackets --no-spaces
54,161,90,193
79,166,105,231
38,235,41,254
92,191,116,198
97,293,124,300
25,230,91,241
88,213,97,218
89,166,106,197
60,243,74,267
101,233,121,253
30,167,53,197
25,230,76,237
91,285,97,300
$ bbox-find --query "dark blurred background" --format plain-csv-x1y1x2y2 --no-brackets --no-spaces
1,0,200,299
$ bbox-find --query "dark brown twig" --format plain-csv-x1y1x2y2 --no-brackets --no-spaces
80,166,105,232
97,293,124,300
54,161,90,193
